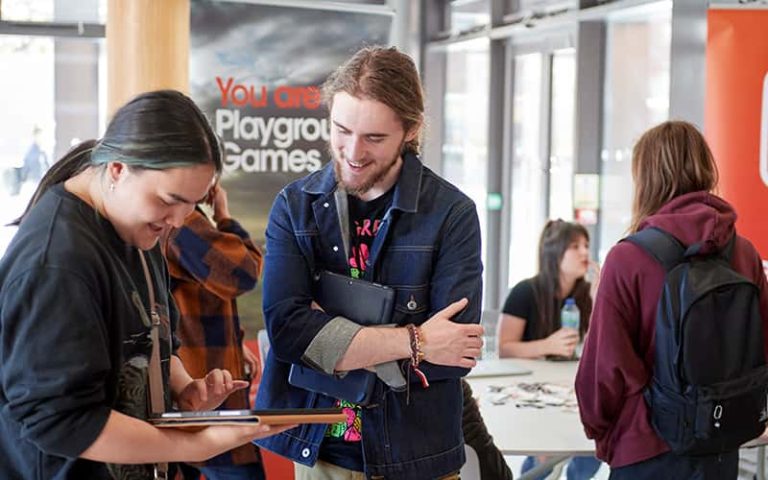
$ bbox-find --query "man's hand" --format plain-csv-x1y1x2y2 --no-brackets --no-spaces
175,368,248,412
419,298,484,369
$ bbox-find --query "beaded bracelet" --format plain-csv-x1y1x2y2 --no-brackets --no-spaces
405,324,429,388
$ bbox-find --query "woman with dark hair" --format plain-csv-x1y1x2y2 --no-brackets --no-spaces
499,219,594,359
498,219,601,480
575,121,768,478
0,90,286,480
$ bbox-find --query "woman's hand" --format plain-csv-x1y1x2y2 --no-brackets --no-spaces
545,328,579,357
188,423,296,462
175,368,248,412
80,410,295,464
208,184,231,223
242,344,261,384
419,298,484,368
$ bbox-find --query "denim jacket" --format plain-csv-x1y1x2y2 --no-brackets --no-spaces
254,153,483,480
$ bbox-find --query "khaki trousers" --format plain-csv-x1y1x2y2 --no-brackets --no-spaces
295,460,461,480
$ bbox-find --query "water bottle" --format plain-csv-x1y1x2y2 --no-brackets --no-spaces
560,298,580,331
561,298,581,359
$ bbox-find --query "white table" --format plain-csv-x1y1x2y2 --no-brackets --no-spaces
466,358,595,479
466,357,534,379
466,358,594,456
468,359,768,480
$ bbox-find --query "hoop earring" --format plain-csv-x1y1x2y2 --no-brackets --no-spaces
109,183,115,192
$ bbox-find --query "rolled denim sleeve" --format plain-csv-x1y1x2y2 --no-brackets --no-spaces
302,316,362,373
302,319,405,388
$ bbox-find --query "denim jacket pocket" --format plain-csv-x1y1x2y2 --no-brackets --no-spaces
392,285,429,324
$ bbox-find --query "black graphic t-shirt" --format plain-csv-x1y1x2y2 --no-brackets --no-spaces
318,188,394,472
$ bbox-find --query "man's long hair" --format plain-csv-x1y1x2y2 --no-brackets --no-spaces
322,46,425,155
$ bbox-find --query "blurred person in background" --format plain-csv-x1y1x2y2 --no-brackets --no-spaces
163,183,266,480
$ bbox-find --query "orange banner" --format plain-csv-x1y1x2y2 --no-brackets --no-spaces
706,9,768,261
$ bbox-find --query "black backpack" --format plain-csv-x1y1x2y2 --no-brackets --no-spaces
626,227,768,455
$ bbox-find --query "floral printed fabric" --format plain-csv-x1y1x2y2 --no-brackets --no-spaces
325,399,362,442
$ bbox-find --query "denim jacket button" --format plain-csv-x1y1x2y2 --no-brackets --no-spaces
301,447,311,458
407,295,418,311
323,202,329,208
333,245,339,252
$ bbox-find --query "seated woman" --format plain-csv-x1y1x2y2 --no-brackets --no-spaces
499,219,601,480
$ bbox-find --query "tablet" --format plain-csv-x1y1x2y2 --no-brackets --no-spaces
149,408,346,428
466,359,533,378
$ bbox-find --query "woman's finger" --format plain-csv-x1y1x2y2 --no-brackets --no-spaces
222,369,234,392
206,369,225,396
230,380,249,391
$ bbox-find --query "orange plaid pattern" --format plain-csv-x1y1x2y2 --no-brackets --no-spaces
163,207,263,466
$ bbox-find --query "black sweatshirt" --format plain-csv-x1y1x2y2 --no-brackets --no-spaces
0,184,178,479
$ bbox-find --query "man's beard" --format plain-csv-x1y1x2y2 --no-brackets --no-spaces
332,142,403,198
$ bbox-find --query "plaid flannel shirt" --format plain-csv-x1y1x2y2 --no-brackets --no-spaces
163,207,263,466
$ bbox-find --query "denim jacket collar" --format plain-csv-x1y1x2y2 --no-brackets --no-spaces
301,151,423,214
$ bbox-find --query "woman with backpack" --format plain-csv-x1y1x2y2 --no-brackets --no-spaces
575,120,768,479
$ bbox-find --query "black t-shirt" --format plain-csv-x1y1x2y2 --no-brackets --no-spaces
346,189,394,280
0,184,179,479
318,188,394,472
502,277,569,341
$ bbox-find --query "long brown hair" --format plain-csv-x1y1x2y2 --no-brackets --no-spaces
321,45,424,155
531,219,592,339
629,121,718,233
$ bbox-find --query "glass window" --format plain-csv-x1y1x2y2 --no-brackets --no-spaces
448,0,490,34
2,0,106,23
508,52,545,288
2,0,54,21
598,1,672,260
0,35,104,255
442,38,489,288
548,47,576,221
504,0,577,18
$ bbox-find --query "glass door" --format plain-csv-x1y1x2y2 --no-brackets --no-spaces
508,51,546,288
507,45,576,289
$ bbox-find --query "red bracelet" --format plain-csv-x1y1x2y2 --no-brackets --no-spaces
405,324,429,388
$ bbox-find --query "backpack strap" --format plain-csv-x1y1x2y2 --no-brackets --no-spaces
681,233,736,261
720,233,737,263
623,227,685,272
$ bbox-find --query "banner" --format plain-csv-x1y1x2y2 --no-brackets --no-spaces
706,9,768,264
190,1,391,332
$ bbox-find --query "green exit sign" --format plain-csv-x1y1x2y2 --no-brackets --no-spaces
487,192,503,211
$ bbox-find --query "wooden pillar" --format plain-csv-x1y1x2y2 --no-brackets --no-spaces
107,0,190,116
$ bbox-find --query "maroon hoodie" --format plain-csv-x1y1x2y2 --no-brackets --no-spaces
574,191,768,467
